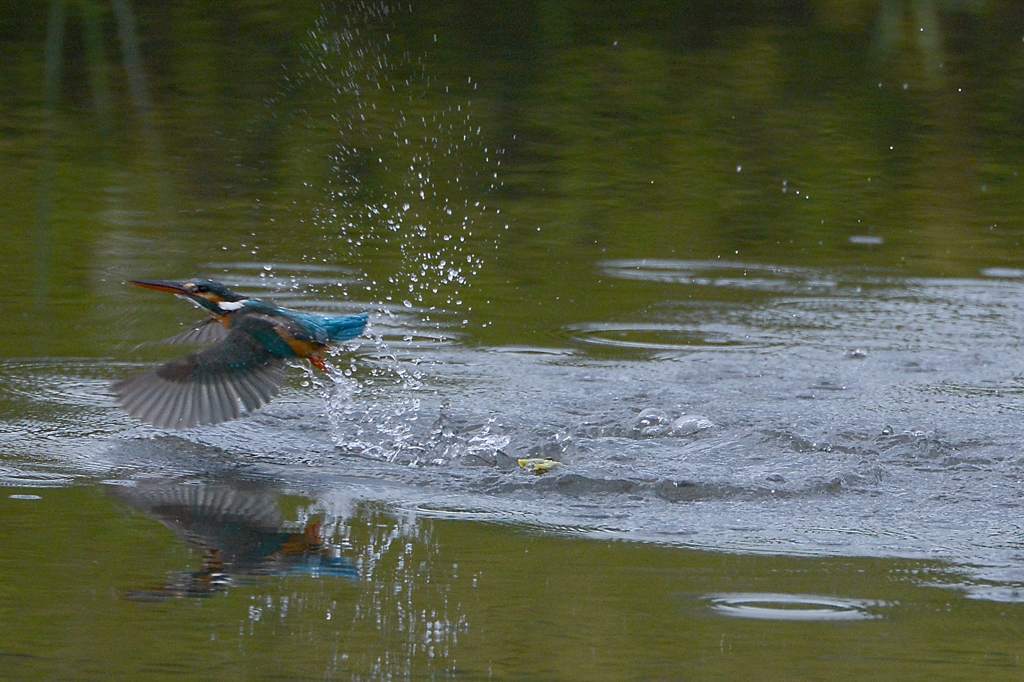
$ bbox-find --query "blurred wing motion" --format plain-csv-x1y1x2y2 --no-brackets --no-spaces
114,316,287,429
112,480,357,599
162,318,231,346
113,482,286,550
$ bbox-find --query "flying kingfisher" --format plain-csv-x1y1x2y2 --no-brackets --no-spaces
114,278,368,429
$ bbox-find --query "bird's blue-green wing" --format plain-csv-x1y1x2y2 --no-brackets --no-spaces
114,317,287,429
161,317,231,346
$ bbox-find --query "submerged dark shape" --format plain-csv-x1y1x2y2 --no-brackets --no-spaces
115,278,369,428
112,480,357,600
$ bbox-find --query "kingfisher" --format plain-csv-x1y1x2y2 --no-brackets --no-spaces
113,481,357,599
114,278,368,429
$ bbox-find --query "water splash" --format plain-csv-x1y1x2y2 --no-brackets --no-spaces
287,1,504,313
313,342,424,461
261,1,507,459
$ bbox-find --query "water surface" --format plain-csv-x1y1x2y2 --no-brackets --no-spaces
3,1,1024,677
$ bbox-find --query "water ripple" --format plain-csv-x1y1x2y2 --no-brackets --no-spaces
564,321,770,352
703,593,889,621
599,259,839,293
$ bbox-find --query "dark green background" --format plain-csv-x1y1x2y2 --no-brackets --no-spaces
3,1,1024,678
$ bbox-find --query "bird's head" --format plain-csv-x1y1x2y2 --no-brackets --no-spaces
130,278,249,314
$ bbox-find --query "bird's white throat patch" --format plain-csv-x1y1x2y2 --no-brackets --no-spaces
217,300,248,311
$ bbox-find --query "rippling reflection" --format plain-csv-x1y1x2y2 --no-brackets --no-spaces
5,482,1024,678
106,477,472,677
112,480,356,599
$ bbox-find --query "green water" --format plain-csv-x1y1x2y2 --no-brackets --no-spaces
4,1,1024,678
3,485,1021,679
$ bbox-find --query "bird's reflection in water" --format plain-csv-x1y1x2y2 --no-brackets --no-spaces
112,479,357,600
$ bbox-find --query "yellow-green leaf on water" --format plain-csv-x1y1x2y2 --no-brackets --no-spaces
517,458,561,475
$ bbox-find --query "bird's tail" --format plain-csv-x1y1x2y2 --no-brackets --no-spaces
325,312,369,342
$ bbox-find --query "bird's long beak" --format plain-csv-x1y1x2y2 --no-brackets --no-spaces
129,279,190,295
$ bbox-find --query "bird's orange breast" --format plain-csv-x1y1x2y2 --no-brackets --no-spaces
273,328,323,358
